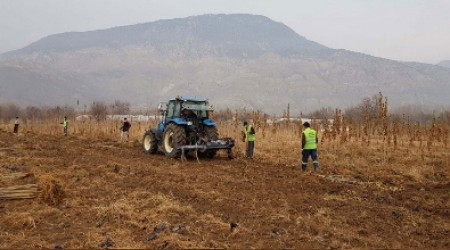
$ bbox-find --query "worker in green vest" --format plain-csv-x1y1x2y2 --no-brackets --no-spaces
61,116,69,136
242,121,256,158
301,121,319,171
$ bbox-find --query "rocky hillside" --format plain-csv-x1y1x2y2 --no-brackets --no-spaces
438,60,450,69
1,14,450,114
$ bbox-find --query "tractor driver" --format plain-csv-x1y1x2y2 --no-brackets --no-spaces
181,108,197,119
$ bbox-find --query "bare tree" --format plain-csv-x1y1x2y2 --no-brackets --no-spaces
1,103,21,121
25,106,44,120
306,107,335,119
63,106,76,120
391,105,433,124
344,94,379,122
44,106,63,120
90,101,108,122
439,109,450,125
214,108,234,121
110,100,131,115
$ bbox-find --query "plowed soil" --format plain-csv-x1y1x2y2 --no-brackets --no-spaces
0,130,449,249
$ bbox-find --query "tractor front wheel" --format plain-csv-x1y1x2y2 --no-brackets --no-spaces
203,126,219,158
143,131,158,154
163,123,186,158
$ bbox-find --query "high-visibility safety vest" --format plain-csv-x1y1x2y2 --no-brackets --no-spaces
63,120,69,128
303,128,317,149
243,125,256,142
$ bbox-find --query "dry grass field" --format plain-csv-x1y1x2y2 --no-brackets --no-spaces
0,118,449,248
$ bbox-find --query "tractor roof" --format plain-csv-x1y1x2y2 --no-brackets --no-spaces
170,96,208,102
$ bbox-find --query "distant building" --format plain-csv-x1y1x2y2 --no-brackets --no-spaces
75,114,162,122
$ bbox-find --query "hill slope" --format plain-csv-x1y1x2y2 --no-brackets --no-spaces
1,14,450,113
438,60,450,69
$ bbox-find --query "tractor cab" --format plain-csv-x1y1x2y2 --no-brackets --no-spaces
156,96,215,138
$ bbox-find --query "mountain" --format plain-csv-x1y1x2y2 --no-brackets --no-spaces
1,14,450,114
438,60,450,68
2,14,328,59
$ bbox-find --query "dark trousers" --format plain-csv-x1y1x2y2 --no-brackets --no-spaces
64,127,68,136
246,141,255,158
14,124,19,133
302,149,319,170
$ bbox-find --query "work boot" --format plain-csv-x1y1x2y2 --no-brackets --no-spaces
313,163,320,172
301,164,307,171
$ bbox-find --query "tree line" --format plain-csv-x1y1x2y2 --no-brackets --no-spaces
305,93,450,125
1,94,449,125
0,100,132,122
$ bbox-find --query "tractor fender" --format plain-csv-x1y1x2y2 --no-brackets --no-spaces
156,122,165,139
169,118,189,126
149,128,161,141
202,119,216,126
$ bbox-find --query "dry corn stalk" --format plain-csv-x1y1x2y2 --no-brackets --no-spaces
364,105,370,145
392,121,399,149
321,118,329,142
427,114,437,151
331,109,342,137
340,116,347,143
443,126,449,148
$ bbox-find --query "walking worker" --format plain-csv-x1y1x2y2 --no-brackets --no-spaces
13,116,20,134
301,121,320,171
120,117,131,142
61,116,69,136
242,120,256,158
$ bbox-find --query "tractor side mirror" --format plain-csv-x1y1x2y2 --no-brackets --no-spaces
157,102,167,114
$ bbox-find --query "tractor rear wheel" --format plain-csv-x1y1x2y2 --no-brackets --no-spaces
163,123,186,158
205,126,219,140
203,126,219,158
143,131,158,154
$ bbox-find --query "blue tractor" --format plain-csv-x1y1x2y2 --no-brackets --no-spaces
143,96,235,159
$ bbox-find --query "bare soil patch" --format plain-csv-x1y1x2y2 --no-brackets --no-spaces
0,131,449,248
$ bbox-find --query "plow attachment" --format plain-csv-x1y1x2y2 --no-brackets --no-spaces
179,137,235,159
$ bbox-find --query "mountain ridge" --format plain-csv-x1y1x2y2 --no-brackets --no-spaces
1,14,328,59
1,14,450,114
437,60,450,68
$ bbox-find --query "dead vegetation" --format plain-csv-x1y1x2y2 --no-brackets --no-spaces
0,106,449,248
38,175,65,206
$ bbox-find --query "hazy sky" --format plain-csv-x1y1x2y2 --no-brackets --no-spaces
1,0,449,64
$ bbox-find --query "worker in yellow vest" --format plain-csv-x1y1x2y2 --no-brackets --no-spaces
301,122,319,171
242,121,256,158
61,116,69,136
